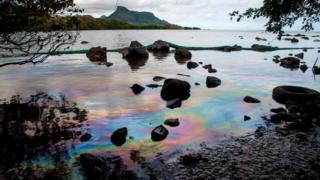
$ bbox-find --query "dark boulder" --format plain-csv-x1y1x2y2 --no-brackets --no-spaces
206,76,221,88
174,48,192,63
295,53,304,59
160,79,191,101
86,47,107,62
151,125,169,142
202,64,212,69
130,84,145,95
244,115,251,121
300,64,308,72
166,99,182,109
150,40,170,52
187,61,199,69
270,112,299,124
164,118,180,127
121,41,149,59
111,127,128,146
208,67,217,73
272,86,320,104
270,107,287,113
280,57,300,69
80,133,92,142
80,153,106,179
243,96,261,103
313,66,320,74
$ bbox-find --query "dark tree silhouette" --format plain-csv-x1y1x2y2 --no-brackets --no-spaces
0,0,82,67
230,0,320,37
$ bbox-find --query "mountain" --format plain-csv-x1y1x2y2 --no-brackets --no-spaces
102,6,170,26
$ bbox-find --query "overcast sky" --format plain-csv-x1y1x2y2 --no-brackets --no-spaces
74,0,319,31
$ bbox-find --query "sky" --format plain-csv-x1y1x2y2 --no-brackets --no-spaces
74,0,320,31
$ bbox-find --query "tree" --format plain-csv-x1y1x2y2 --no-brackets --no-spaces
0,0,82,67
230,0,320,37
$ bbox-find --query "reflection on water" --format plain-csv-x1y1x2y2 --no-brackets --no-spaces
0,30,320,178
124,56,149,70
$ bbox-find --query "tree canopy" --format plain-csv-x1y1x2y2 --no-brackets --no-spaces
230,0,320,36
0,0,82,67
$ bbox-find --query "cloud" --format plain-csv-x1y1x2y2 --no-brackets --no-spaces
74,0,315,30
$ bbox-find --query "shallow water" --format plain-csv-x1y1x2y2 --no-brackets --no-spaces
0,30,320,177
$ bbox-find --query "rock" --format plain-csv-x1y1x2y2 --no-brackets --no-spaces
195,82,200,86
202,64,212,69
164,118,180,127
187,61,199,69
130,84,145,95
243,96,261,103
287,105,300,113
273,58,280,64
300,64,308,72
206,76,221,88
313,66,320,74
272,86,320,104
106,62,113,67
270,113,298,124
166,99,182,109
270,107,287,113
280,57,300,69
111,127,128,146
80,153,106,178
303,48,308,52
301,36,309,40
151,125,169,142
153,76,166,82
314,39,320,42
255,126,266,138
160,79,191,101
146,84,161,89
174,48,192,62
295,53,304,59
208,66,217,73
294,33,305,37
177,73,191,77
291,38,299,43
244,115,251,121
121,41,149,59
150,40,170,52
256,37,267,41
81,41,89,44
86,47,107,62
180,154,202,166
80,133,92,142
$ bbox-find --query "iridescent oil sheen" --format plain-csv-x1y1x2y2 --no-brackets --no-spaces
0,30,319,176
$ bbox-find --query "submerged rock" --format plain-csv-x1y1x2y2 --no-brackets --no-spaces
164,118,180,127
243,96,261,103
244,115,251,121
153,76,166,82
160,79,191,102
111,127,128,146
187,61,199,69
146,84,161,89
151,125,169,142
86,47,107,62
130,84,145,95
206,76,221,88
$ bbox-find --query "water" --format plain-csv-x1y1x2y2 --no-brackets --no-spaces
0,30,320,177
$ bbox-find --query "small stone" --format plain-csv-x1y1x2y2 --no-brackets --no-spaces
130,84,145,95
164,118,180,127
244,115,251,121
243,96,261,103
80,133,92,142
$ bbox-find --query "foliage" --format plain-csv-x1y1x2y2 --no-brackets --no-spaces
230,0,320,36
0,0,82,67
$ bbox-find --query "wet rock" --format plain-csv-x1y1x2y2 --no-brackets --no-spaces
270,107,287,113
244,115,251,121
243,96,261,103
272,86,320,104
111,127,128,146
86,47,107,62
130,84,145,95
206,76,221,88
300,64,308,72
195,82,200,86
255,126,266,138
80,153,106,179
164,118,180,127
187,61,199,69
80,133,92,142
273,58,280,64
160,79,191,101
313,66,320,74
175,48,192,63
180,154,202,166
121,41,149,59
153,76,166,82
150,40,170,52
81,41,89,44
295,53,304,59
208,66,217,73
270,113,298,124
151,125,169,142
287,105,300,113
256,37,267,41
280,57,300,69
166,99,182,109
294,33,305,37
146,84,161,89
106,62,113,67
301,36,309,40
203,64,212,69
